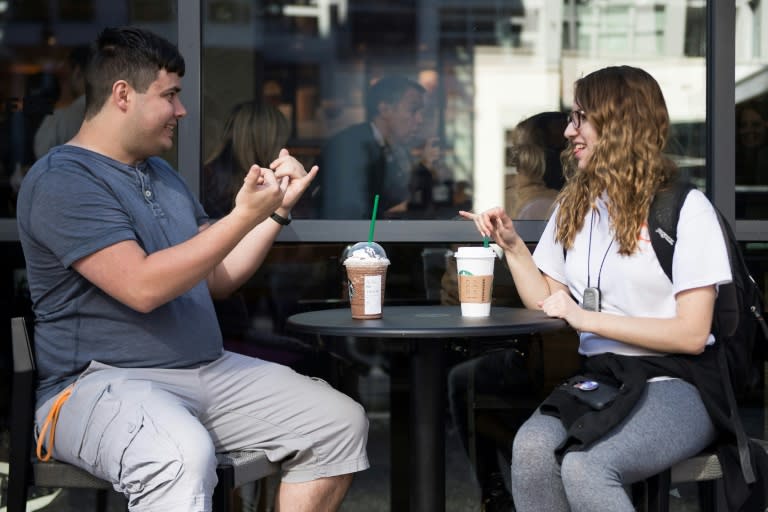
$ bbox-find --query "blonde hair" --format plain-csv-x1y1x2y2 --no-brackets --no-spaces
556,66,677,255
509,119,547,182
204,100,290,204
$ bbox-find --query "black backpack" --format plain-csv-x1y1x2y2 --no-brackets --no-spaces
649,180,768,484
649,181,768,398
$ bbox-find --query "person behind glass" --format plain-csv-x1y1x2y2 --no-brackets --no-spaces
17,26,368,512
7,71,61,194
203,100,290,219
735,102,768,186
317,74,426,218
505,111,566,220
461,66,737,511
34,45,91,159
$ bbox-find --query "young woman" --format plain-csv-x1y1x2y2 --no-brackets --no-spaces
461,66,733,511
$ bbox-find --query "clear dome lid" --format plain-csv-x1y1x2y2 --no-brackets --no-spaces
342,241,389,264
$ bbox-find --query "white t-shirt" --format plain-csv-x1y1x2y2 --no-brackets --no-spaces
533,189,732,356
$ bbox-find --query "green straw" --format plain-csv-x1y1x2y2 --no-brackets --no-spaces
483,236,490,248
368,194,380,244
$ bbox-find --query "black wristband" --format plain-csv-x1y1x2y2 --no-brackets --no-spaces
270,211,291,226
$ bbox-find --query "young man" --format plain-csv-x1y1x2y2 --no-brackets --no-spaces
17,26,368,512
316,75,427,219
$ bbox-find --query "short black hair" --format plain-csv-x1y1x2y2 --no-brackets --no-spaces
84,26,185,119
365,75,425,121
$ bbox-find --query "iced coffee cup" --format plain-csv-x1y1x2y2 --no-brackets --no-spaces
455,246,496,317
343,242,390,319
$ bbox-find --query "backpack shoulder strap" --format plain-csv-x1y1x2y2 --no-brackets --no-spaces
647,181,696,282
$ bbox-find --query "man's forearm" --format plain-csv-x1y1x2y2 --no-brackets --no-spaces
207,210,286,298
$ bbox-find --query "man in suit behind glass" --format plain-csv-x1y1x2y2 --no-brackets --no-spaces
317,75,426,219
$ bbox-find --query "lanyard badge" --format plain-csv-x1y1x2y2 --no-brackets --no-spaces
582,210,611,313
582,286,601,312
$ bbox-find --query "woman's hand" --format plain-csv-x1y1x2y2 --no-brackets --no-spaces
270,148,319,211
458,207,522,252
538,289,586,329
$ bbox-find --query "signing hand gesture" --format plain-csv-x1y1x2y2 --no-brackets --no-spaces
233,165,284,224
270,148,319,211
458,206,522,252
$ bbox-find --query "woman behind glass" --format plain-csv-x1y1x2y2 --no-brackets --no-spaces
203,100,290,218
505,111,566,220
461,66,731,511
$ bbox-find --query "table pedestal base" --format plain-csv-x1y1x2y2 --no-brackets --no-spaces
410,341,446,511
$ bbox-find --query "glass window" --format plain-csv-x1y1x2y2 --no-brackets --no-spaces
201,1,707,224
197,0,714,366
198,5,714,508
58,1,96,22
735,0,768,219
0,1,178,219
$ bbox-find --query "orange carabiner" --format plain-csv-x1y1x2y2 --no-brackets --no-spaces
36,385,74,462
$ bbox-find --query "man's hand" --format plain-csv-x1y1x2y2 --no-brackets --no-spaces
232,165,284,225
420,137,440,168
270,148,319,212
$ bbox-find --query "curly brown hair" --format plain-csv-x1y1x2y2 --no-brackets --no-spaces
555,66,678,255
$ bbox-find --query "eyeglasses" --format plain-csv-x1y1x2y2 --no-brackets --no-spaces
567,110,587,129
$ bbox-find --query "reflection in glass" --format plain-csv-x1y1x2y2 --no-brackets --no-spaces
0,1,178,219
504,112,566,220
203,100,291,219
735,0,768,219
201,2,708,221
312,75,440,219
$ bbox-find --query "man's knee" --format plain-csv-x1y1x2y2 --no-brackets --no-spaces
329,391,369,443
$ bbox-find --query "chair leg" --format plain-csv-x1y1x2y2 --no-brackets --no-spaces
213,465,234,512
232,480,265,512
644,470,671,512
7,373,36,512
697,480,716,512
256,478,270,512
631,481,648,512
96,488,109,512
5,469,29,512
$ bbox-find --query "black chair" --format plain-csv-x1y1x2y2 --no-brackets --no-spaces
6,316,280,512
631,437,768,512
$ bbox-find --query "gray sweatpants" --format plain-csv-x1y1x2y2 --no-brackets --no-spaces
35,351,369,512
511,378,715,512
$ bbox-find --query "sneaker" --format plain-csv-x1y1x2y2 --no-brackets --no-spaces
480,472,516,512
481,491,516,512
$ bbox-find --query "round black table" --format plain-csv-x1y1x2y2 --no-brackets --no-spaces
287,305,566,512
